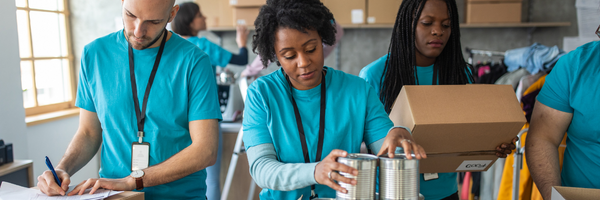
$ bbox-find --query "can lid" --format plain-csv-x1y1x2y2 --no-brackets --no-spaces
378,153,417,160
342,153,378,160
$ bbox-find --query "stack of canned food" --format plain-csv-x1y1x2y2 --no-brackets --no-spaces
331,153,421,200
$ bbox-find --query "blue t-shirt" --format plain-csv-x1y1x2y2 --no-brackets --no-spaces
187,37,233,69
242,67,393,200
537,41,600,188
359,54,457,200
76,30,222,200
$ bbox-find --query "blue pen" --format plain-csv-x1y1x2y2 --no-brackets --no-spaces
45,156,62,186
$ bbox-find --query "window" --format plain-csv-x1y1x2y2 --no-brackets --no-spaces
15,0,76,116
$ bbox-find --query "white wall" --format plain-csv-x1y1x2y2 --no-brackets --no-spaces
0,0,29,160
27,116,100,185
0,0,99,185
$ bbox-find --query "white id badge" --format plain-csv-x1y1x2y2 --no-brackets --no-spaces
424,173,439,181
131,142,150,171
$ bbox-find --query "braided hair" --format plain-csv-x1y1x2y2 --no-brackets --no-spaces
380,0,474,112
252,0,336,67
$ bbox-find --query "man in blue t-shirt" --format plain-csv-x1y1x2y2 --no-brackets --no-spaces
36,0,222,199
526,40,600,199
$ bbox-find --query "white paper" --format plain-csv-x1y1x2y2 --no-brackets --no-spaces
576,0,600,38
0,181,123,200
455,160,493,171
423,173,439,181
351,9,364,24
0,182,36,200
230,0,238,5
367,17,376,24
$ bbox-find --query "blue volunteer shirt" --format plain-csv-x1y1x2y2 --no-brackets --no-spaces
76,30,222,200
536,41,600,189
186,37,233,69
359,54,458,200
243,67,393,200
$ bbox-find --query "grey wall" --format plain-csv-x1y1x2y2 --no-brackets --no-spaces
0,0,29,160
214,0,579,76
27,116,100,185
69,0,579,76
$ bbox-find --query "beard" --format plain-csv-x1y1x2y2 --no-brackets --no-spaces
125,29,165,50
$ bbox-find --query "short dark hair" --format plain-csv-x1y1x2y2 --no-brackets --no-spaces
252,0,337,67
380,0,474,112
172,2,199,36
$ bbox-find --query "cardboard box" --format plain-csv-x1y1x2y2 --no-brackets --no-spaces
229,0,265,7
234,7,260,26
197,0,233,27
389,85,526,173
322,0,366,25
551,186,600,200
367,0,402,24
466,1,522,23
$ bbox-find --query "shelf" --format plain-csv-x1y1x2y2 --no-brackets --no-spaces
459,22,571,28
206,22,571,31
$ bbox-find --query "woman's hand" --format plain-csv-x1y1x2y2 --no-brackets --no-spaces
377,128,427,159
236,25,249,48
496,136,518,158
314,150,357,194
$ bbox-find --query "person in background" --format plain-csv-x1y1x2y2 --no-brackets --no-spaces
242,0,426,199
172,2,249,70
526,26,600,199
359,0,517,199
36,0,221,199
240,19,344,77
171,3,251,200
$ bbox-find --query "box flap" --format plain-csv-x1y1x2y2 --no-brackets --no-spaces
390,85,526,153
552,186,600,200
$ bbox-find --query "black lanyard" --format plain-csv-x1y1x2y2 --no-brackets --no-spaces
284,69,326,199
129,29,167,144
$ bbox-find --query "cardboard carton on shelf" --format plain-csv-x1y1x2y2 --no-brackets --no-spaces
233,7,260,26
322,0,366,25
551,186,600,200
196,0,233,27
389,85,526,173
367,0,403,24
466,0,522,24
229,0,265,7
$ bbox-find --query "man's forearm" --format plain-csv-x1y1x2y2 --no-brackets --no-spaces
57,129,102,176
526,137,561,199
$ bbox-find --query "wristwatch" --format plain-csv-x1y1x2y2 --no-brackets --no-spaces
130,170,145,190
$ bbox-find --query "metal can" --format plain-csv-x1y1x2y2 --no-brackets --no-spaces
336,153,378,200
379,154,420,200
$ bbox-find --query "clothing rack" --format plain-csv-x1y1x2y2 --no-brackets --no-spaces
465,47,506,65
466,47,524,200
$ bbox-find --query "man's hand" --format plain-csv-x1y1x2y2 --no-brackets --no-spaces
495,136,518,158
37,169,71,196
67,176,136,196
377,128,427,159
314,150,357,194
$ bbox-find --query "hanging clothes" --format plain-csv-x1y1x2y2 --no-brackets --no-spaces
495,68,530,90
504,43,566,75
515,72,547,102
496,75,568,200
478,62,508,84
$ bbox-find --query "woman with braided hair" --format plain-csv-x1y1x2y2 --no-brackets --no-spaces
242,0,426,199
360,0,517,199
